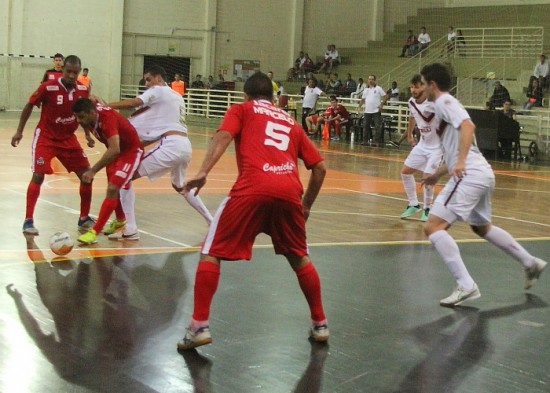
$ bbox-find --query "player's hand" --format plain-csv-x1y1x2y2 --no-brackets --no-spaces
11,131,23,147
184,175,207,196
407,135,417,146
82,169,95,184
302,205,311,222
86,137,95,148
421,174,439,186
450,162,466,179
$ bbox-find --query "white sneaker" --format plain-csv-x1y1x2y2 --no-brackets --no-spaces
525,258,547,289
107,231,140,241
440,284,481,307
177,326,213,351
309,323,329,342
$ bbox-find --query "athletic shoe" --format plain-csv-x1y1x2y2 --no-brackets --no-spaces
525,258,547,289
440,284,481,307
108,231,140,241
77,229,98,245
309,323,330,342
177,326,213,351
22,219,39,235
103,219,127,235
420,208,430,222
400,205,421,219
330,136,339,141
77,216,96,232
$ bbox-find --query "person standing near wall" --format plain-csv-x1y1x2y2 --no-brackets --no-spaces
42,53,64,83
171,73,186,96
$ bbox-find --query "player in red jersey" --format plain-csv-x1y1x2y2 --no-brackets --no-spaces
42,53,64,83
71,98,144,245
11,55,95,235
177,72,329,351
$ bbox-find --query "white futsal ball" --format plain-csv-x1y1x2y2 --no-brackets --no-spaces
49,232,74,256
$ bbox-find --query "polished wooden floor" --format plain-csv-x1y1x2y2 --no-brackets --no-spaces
1,111,549,392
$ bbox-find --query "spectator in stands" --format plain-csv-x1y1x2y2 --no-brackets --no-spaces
171,73,185,96
417,26,431,53
325,73,342,94
302,78,326,132
351,77,366,100
42,53,64,83
456,29,466,55
443,25,456,56
77,68,92,92
267,71,280,102
299,53,315,77
295,51,305,70
205,75,215,89
344,73,357,96
191,74,205,89
523,77,543,110
318,44,340,74
532,54,549,90
360,74,387,146
306,95,350,141
399,30,418,57
502,100,517,120
387,81,400,106
488,81,511,108
276,81,285,95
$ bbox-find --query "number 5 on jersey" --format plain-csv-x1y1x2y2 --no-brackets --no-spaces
264,121,290,151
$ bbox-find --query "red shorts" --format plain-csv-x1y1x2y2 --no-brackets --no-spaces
202,194,309,260
31,129,90,174
106,148,143,188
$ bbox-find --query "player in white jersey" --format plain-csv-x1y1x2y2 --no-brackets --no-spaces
420,63,546,307
104,65,213,240
399,74,442,222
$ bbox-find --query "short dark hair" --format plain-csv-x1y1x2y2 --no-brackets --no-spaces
329,95,338,101
63,55,81,68
72,97,95,113
83,68,89,72
243,72,273,99
410,74,422,84
53,53,64,59
145,65,167,81
420,63,451,91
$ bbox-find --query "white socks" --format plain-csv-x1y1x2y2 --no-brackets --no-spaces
483,225,534,268
182,190,213,225
429,230,476,290
401,173,419,206
423,184,434,210
119,186,137,234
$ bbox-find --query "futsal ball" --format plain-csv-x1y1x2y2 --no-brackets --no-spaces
49,232,74,256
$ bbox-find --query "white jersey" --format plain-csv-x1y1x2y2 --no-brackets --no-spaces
129,85,187,142
434,93,490,173
408,97,440,149
302,86,323,108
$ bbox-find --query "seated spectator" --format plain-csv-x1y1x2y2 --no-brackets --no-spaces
318,44,340,74
456,29,466,55
299,53,315,78
417,26,431,54
386,81,400,106
191,74,205,89
442,25,456,56
488,81,511,108
305,95,350,140
205,75,215,89
523,77,543,110
351,77,366,100
295,51,305,70
399,30,418,57
325,73,342,94
501,100,517,120
288,51,306,80
532,54,549,90
343,73,357,96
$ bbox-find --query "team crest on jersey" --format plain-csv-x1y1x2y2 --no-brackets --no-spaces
77,85,88,90
36,157,45,166
46,85,60,91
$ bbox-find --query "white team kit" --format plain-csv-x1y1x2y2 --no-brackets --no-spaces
130,85,191,187
404,97,442,174
430,92,495,225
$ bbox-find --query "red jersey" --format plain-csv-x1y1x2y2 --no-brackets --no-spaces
87,105,142,152
28,79,89,141
323,103,350,120
42,69,63,83
219,99,323,203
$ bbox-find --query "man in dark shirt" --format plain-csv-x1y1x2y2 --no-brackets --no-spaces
191,74,205,88
488,81,511,108
42,53,64,83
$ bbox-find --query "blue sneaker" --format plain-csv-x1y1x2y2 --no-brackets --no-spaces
22,219,39,235
77,216,95,232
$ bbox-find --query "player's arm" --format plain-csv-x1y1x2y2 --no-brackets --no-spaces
302,160,326,221
106,97,144,110
406,115,417,146
422,162,448,186
452,118,475,178
11,102,34,147
184,130,233,195
380,93,388,109
82,134,120,183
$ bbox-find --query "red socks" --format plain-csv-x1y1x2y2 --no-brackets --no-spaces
25,181,41,219
79,182,92,219
296,262,326,322
93,197,118,233
192,261,221,322
114,198,125,221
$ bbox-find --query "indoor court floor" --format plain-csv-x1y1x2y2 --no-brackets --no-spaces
0,111,549,392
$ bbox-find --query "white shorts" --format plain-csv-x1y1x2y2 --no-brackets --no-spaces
404,144,442,174
137,134,192,188
430,166,495,226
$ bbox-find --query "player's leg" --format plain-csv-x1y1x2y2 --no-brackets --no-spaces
331,120,340,141
400,148,426,219
78,183,120,245
23,172,45,235
419,151,442,221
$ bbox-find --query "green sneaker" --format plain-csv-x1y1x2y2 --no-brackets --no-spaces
77,229,98,245
420,208,430,222
400,205,421,219
103,219,126,235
